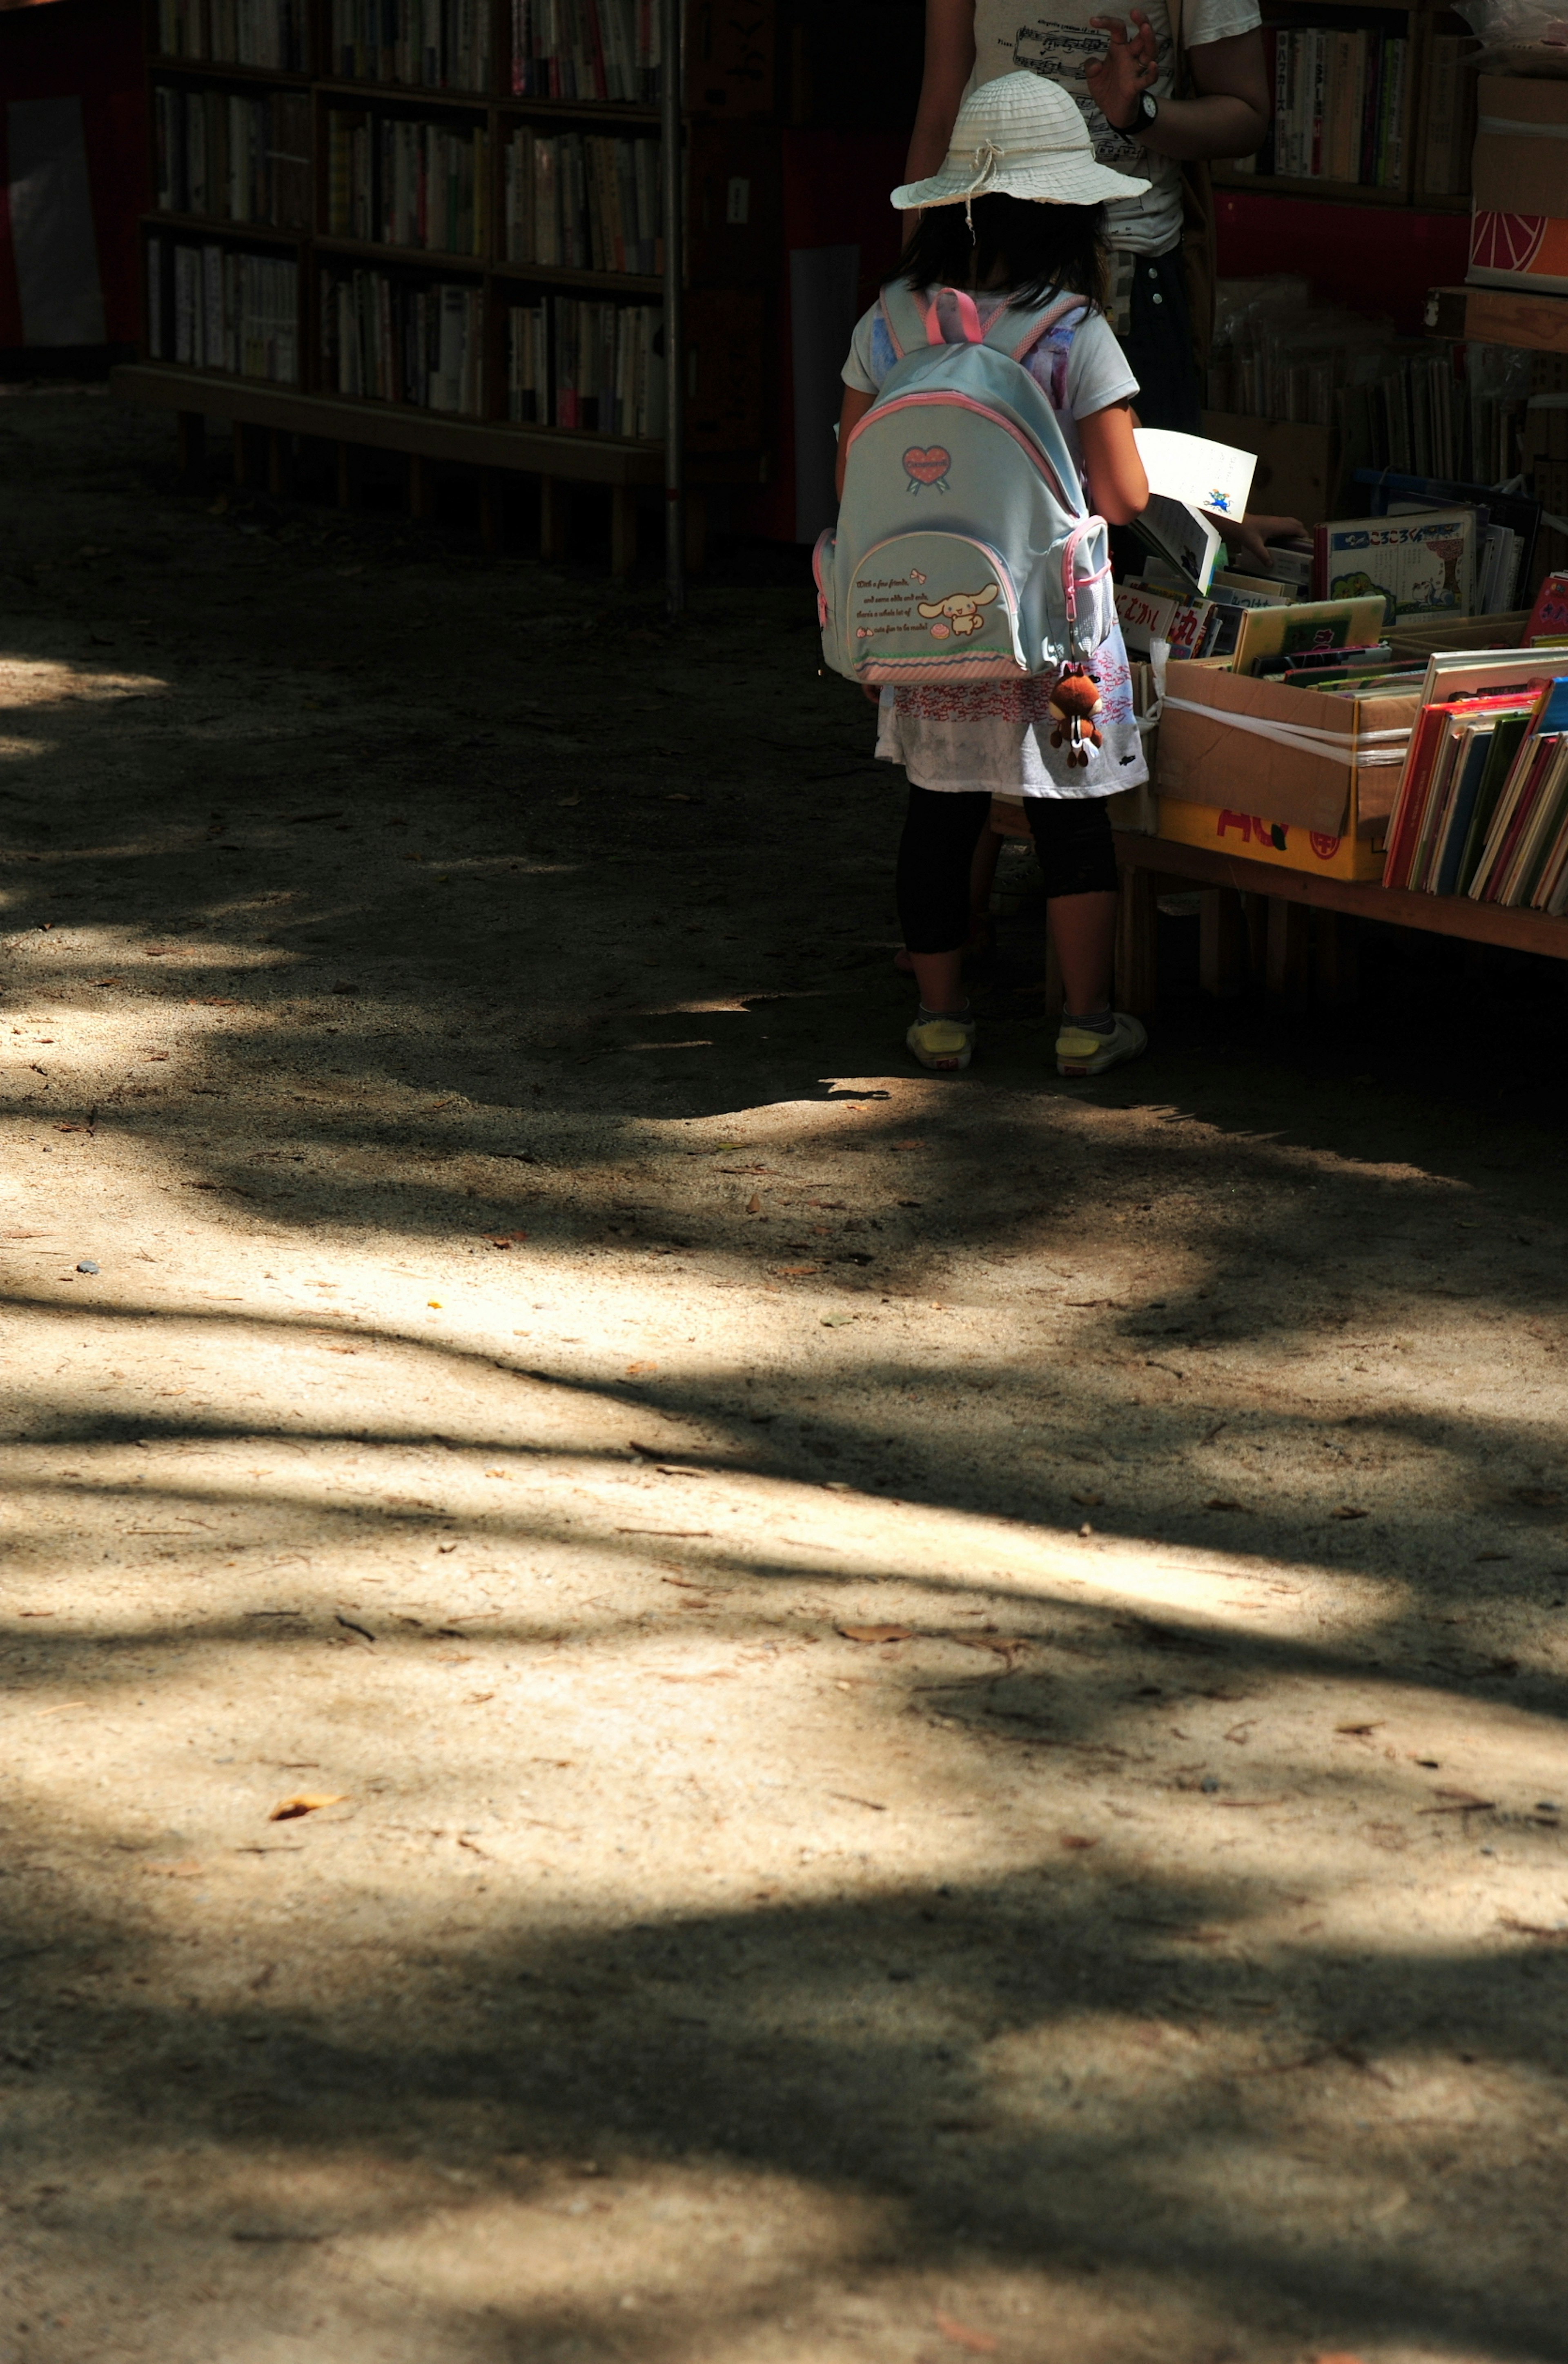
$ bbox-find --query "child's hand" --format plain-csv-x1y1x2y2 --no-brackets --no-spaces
1086,10,1160,133
1210,511,1308,575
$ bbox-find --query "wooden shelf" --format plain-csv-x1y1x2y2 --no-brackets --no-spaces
111,362,665,481
1116,830,1568,962
315,235,486,274
130,0,782,560
1426,283,1568,353
1214,166,1409,205
151,53,310,85
144,209,305,245
490,258,664,294
315,75,491,108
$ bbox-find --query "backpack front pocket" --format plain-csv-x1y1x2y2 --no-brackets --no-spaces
842,532,1026,684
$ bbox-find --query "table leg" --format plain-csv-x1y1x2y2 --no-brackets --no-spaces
539,475,567,563
176,410,206,491
479,468,504,554
1265,897,1312,1007
1114,865,1157,1016
1312,908,1360,1006
610,484,637,577
1198,887,1247,997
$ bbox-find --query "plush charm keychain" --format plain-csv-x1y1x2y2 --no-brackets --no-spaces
1047,665,1102,768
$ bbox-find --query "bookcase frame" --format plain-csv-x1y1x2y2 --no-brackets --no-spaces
116,0,777,570
1214,0,1476,214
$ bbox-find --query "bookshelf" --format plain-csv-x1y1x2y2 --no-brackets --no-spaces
1216,0,1478,212
115,0,779,577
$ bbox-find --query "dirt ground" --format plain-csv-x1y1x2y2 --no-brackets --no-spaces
2,386,1568,2364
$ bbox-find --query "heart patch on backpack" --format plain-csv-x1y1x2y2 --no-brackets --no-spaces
903,446,951,492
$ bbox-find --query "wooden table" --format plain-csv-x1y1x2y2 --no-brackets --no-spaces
1109,830,1568,1015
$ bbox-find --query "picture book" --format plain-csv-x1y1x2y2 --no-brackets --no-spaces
1313,508,1477,624
1382,688,1548,889
1211,569,1292,608
1231,595,1387,677
1134,428,1256,526
1354,467,1540,608
1450,715,1530,895
1526,570,1568,646
1128,495,1225,600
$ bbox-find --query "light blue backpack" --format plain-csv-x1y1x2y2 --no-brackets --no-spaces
814,282,1115,686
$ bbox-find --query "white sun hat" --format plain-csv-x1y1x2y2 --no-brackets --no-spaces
891,70,1150,211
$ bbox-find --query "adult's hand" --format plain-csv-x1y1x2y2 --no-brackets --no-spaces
1086,10,1159,132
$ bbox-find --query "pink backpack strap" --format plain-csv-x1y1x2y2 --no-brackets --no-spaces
877,281,930,361
1001,292,1089,361
925,285,985,345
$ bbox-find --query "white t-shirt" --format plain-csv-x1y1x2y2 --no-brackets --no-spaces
967,0,1262,256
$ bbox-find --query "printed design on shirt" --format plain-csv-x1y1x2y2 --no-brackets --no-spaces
1009,15,1170,165
917,582,999,639
895,649,1133,724
903,444,953,492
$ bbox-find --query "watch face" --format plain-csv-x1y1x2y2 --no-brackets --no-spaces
1140,89,1158,119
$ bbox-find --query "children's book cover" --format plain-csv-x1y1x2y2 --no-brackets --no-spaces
1313,509,1477,624
1232,595,1387,677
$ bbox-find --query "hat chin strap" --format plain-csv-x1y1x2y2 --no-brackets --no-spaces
962,136,1003,229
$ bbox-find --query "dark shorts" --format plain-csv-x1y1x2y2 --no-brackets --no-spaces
1118,247,1203,436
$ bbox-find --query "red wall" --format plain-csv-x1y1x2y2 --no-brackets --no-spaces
0,0,146,350
1215,190,1472,339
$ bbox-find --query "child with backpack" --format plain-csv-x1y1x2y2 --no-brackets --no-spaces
820,71,1152,1078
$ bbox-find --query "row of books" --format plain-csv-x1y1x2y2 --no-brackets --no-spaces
1385,661,1568,911
146,235,299,383
154,85,311,229
510,0,663,101
328,0,490,91
1208,281,1525,488
1246,27,1408,188
503,128,662,277
506,298,665,437
326,112,487,254
320,269,484,414
156,0,309,69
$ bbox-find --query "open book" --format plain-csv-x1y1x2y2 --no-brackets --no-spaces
1129,429,1259,600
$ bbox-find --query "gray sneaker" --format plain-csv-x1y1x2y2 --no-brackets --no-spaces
1055,1012,1147,1078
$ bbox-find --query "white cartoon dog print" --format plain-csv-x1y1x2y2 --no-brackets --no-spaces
917,583,998,638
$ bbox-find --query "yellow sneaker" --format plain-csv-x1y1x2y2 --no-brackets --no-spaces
1056,1012,1147,1078
906,1014,977,1072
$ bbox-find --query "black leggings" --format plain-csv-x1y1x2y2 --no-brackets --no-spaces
895,786,1119,954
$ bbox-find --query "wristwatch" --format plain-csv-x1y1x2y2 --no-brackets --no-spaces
1118,88,1159,136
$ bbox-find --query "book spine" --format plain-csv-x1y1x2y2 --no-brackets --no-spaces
1309,31,1326,179
1379,37,1408,189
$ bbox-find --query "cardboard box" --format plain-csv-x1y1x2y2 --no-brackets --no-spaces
1155,657,1421,874
1157,797,1384,880
1469,77,1568,294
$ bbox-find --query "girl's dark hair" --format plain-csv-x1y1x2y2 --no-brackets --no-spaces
893,191,1109,312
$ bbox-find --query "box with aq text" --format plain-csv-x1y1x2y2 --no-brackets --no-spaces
1155,657,1421,881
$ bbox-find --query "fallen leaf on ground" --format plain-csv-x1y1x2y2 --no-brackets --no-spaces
267,1793,348,1822
838,1624,912,1644
935,2313,999,2355
1336,1721,1382,1736
487,1231,528,1248
625,1359,657,1373
776,1263,821,1277
745,1194,762,1213
1059,1834,1098,1851
1070,1491,1103,1508
143,1858,205,1878
1331,1505,1370,1520
1204,1496,1246,1511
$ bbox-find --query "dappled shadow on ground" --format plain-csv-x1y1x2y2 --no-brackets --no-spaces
4,394,1568,2363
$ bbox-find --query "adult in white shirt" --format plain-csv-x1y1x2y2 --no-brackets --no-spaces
908,0,1270,434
